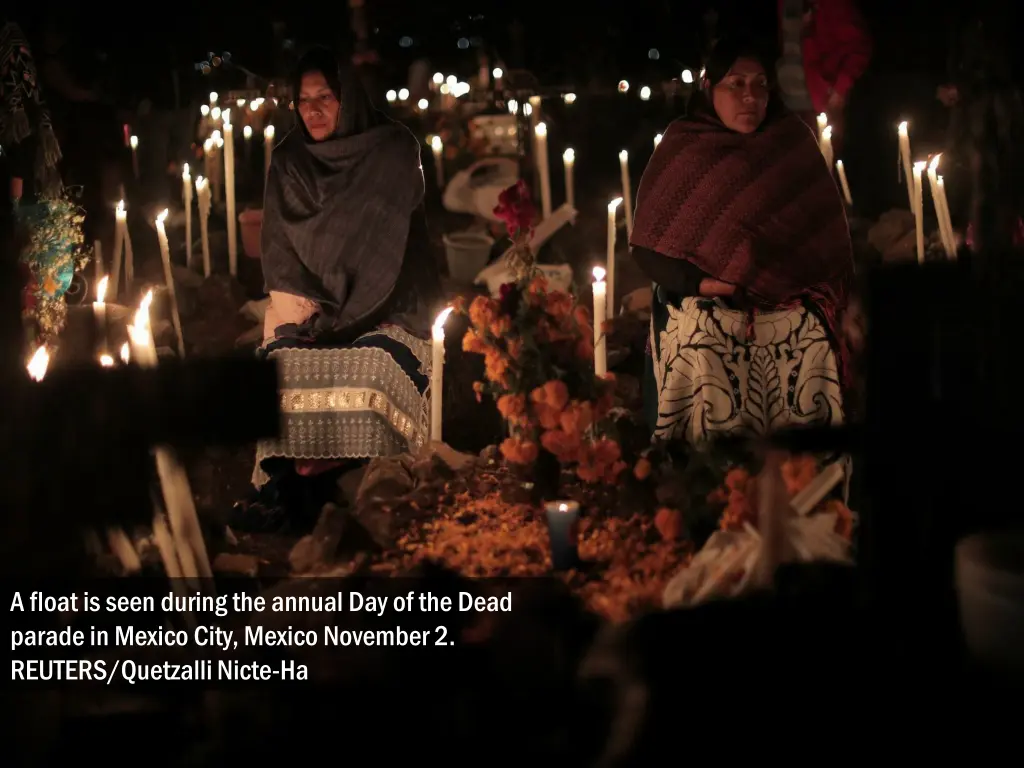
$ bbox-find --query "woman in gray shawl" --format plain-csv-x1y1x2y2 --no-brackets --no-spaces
237,46,443,531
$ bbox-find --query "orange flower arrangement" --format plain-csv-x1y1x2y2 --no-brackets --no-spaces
457,182,623,491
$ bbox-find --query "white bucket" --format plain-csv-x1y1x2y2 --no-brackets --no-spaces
442,231,494,283
955,530,1024,672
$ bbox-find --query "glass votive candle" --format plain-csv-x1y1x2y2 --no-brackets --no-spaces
544,501,580,571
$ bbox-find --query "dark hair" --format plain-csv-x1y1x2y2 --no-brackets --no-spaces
292,46,384,139
701,34,775,91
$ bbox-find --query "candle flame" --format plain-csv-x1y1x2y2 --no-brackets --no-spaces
116,199,125,214
130,135,138,149
201,104,210,116
27,346,49,381
223,109,231,127
211,129,222,142
929,154,941,173
99,354,115,367
120,342,131,363
433,72,444,84
681,69,694,84
203,138,214,152
156,209,168,225
822,125,832,140
182,162,190,178
563,92,577,105
211,106,221,121
558,503,569,512
431,135,442,150
433,306,454,337
236,98,246,107
195,175,206,190
265,125,275,140
654,133,663,147
619,149,628,161
836,159,845,171
817,113,828,126
937,175,944,186
913,160,927,173
209,91,218,103
608,197,623,212
898,120,909,136
96,275,108,304
535,122,547,137
563,148,575,163
243,125,253,139
592,266,606,282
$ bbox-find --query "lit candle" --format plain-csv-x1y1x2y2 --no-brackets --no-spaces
223,110,238,277
210,130,223,203
544,501,580,571
99,354,115,367
127,291,157,366
195,176,212,278
592,267,607,377
913,161,926,265
528,95,541,131
431,306,454,443
209,91,218,106
492,66,503,90
618,150,633,235
110,200,127,299
816,112,828,144
263,124,275,178
562,148,575,210
243,124,253,163
26,345,49,382
606,197,622,320
93,275,109,357
200,104,210,117
155,210,186,357
820,125,834,172
836,159,853,206
431,72,443,92
431,135,444,189
898,121,915,214
120,342,131,364
535,122,552,219
654,133,663,150
927,155,955,258
130,135,139,179
182,163,193,270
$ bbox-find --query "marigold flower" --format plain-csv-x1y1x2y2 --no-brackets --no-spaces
500,436,539,465
468,295,500,330
496,393,528,425
540,427,582,463
483,349,511,383
634,456,652,481
462,328,488,354
655,507,684,541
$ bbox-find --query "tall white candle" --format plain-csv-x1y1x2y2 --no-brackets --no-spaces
898,121,915,213
836,159,853,206
223,111,238,277
912,161,926,265
110,200,127,299
155,209,186,357
124,205,135,290
606,197,622,320
130,135,139,179
431,306,453,442
936,176,956,259
816,112,828,143
243,124,253,163
93,275,109,357
195,176,212,278
264,125,275,177
820,125,834,173
528,95,541,131
431,135,444,189
618,150,633,235
562,148,575,210
535,122,552,219
592,267,607,377
928,155,956,258
182,163,193,270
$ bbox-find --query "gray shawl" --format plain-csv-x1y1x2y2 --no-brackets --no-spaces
261,121,425,334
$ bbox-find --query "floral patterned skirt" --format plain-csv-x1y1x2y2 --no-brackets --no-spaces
647,296,844,444
252,325,432,488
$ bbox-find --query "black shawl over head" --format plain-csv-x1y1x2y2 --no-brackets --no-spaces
261,46,426,336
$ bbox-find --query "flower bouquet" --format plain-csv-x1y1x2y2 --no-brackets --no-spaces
661,452,855,608
456,181,625,500
17,191,87,343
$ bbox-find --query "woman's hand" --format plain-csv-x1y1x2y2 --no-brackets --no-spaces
698,278,737,298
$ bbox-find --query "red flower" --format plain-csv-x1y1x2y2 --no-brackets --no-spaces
493,180,536,237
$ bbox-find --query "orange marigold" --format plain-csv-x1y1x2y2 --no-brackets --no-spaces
634,456,652,481
483,349,511,384
559,400,593,435
468,295,501,330
472,381,485,403
655,507,684,541
576,437,625,484
496,393,528,425
462,328,489,354
540,427,582,463
500,437,539,465
781,454,817,497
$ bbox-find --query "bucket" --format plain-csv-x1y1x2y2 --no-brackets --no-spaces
239,209,264,260
442,231,494,283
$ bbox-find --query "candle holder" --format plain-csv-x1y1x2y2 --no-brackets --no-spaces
545,500,580,571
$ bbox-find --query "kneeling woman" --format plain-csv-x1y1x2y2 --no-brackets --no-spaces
631,37,853,444
240,47,442,529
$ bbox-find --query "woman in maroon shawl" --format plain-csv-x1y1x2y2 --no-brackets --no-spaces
631,35,853,445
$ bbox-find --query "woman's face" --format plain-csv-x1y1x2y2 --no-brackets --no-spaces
711,57,770,134
298,70,341,141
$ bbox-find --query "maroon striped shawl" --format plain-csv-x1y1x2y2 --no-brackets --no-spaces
631,107,853,352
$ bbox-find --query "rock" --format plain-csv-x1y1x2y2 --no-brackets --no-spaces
479,444,501,464
350,501,400,549
356,455,415,506
337,465,368,507
407,483,441,509
212,552,259,577
289,503,350,573
419,441,476,473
